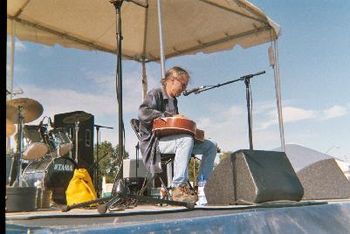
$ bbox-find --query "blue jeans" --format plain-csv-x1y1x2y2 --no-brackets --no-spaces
158,134,217,187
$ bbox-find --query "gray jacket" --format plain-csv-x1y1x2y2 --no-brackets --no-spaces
138,87,178,174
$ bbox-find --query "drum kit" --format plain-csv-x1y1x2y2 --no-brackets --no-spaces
6,97,91,192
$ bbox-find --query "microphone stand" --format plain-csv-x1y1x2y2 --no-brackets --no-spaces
110,0,148,187
110,0,125,184
94,124,113,197
195,71,266,150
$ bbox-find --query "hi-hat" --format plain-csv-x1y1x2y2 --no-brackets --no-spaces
63,112,92,124
6,119,16,137
7,98,44,123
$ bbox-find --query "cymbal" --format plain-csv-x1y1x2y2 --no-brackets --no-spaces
7,98,44,123
6,119,16,137
63,112,92,124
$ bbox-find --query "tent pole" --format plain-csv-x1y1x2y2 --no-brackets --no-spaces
141,60,148,101
272,39,286,151
7,21,16,152
9,21,15,100
157,0,166,78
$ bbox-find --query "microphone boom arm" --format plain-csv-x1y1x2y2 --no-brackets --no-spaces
195,71,266,95
192,70,266,151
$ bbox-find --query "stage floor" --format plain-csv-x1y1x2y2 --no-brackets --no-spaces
6,199,350,233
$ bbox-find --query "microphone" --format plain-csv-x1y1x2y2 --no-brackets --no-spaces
183,86,204,96
39,118,45,126
49,117,54,128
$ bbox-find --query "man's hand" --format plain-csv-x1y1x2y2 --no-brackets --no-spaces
163,111,173,117
173,114,187,119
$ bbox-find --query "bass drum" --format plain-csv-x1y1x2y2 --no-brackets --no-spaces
22,156,77,205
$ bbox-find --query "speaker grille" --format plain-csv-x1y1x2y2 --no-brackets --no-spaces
54,111,94,180
298,158,350,200
205,150,304,205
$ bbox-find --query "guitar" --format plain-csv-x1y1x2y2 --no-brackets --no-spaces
152,116,205,142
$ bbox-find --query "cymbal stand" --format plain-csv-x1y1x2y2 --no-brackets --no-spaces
74,120,80,164
9,106,25,187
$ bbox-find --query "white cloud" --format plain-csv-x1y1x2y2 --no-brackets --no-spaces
84,70,147,114
283,106,316,122
181,101,349,153
13,73,145,156
253,102,349,132
322,105,347,120
190,103,284,153
257,118,277,131
20,84,117,121
35,69,146,117
255,106,317,130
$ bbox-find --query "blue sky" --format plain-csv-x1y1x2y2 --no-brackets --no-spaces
6,1,350,162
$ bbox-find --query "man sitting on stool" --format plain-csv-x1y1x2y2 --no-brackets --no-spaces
138,66,218,203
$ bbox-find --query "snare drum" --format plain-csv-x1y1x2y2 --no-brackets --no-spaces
22,125,49,160
49,128,73,157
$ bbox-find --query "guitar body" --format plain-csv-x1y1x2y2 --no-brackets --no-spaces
153,117,204,142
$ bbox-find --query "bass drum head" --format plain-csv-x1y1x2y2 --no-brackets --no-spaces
22,142,48,160
45,157,76,188
22,156,77,205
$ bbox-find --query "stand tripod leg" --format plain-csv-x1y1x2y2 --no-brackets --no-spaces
97,195,123,214
74,121,80,164
119,193,194,209
94,127,100,197
61,196,113,212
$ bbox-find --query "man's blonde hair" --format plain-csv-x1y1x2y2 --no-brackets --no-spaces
161,66,190,87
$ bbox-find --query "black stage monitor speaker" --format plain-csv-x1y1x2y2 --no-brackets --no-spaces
205,150,304,205
297,158,350,200
54,111,94,180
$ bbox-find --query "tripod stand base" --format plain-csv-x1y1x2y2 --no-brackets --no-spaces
97,204,108,214
61,192,194,214
97,193,195,214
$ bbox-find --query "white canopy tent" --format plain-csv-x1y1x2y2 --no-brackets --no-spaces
7,0,285,150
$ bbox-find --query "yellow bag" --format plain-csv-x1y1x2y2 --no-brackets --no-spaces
66,168,97,206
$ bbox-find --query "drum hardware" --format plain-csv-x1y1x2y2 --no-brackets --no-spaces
74,121,80,164
26,116,74,159
20,115,74,160
6,98,44,187
48,128,73,158
62,112,92,164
